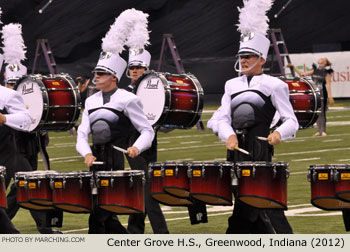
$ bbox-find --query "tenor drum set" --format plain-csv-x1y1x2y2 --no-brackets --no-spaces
12,170,146,214
149,161,290,210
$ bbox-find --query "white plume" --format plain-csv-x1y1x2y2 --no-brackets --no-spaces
2,23,27,65
237,0,274,36
0,7,2,24
125,10,150,50
102,8,149,55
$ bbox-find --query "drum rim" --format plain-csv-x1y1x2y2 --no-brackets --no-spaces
235,161,289,167
16,74,81,132
136,71,168,127
188,161,235,167
50,171,93,178
309,164,349,169
26,170,60,179
95,170,145,177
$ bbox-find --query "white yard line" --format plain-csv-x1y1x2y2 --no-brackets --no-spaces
290,171,308,175
291,157,320,162
275,147,350,157
327,121,350,126
322,139,343,143
180,141,202,145
158,143,224,152
285,139,305,143
158,134,214,140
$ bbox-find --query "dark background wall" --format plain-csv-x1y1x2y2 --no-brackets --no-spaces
1,0,350,102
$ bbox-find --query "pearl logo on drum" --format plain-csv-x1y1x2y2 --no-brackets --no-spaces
22,82,34,95
145,78,159,89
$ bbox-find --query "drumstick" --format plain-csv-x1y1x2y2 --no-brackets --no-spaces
112,145,128,154
257,136,268,141
234,146,250,156
92,161,104,165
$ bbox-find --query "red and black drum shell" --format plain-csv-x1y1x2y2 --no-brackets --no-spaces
237,162,288,209
15,171,55,210
163,74,203,129
51,172,93,213
334,165,350,202
161,162,190,198
96,171,145,214
281,77,321,129
149,163,192,206
189,162,233,206
309,165,350,210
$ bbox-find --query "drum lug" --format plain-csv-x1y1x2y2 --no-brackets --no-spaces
307,170,311,182
148,167,153,179
187,164,192,179
312,171,317,182
96,178,100,188
175,166,179,178
79,177,83,190
236,167,241,179
219,164,223,179
252,167,256,179
129,176,134,188
201,165,205,179
230,167,238,186
63,179,66,190
14,179,19,189
142,175,146,187
273,165,277,179
332,168,339,182
90,178,95,190
111,178,114,188
286,168,290,179
161,166,165,178
50,178,54,190
38,180,41,189
24,181,28,190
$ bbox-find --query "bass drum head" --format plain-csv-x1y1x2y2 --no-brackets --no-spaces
136,73,166,126
16,77,44,131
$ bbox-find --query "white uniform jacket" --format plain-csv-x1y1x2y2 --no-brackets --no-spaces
76,88,155,157
216,74,299,142
0,86,31,131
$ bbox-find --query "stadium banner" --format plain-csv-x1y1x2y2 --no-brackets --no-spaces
0,234,349,252
286,51,350,98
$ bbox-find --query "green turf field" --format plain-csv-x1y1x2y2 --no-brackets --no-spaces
9,100,350,234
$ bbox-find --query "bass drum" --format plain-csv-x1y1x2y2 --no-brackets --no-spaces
280,77,321,129
136,71,204,129
16,74,81,131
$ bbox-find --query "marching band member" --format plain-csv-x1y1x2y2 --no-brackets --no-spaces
1,22,63,234
76,9,154,233
0,84,31,234
212,0,299,233
0,35,31,232
125,48,169,234
121,9,168,234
